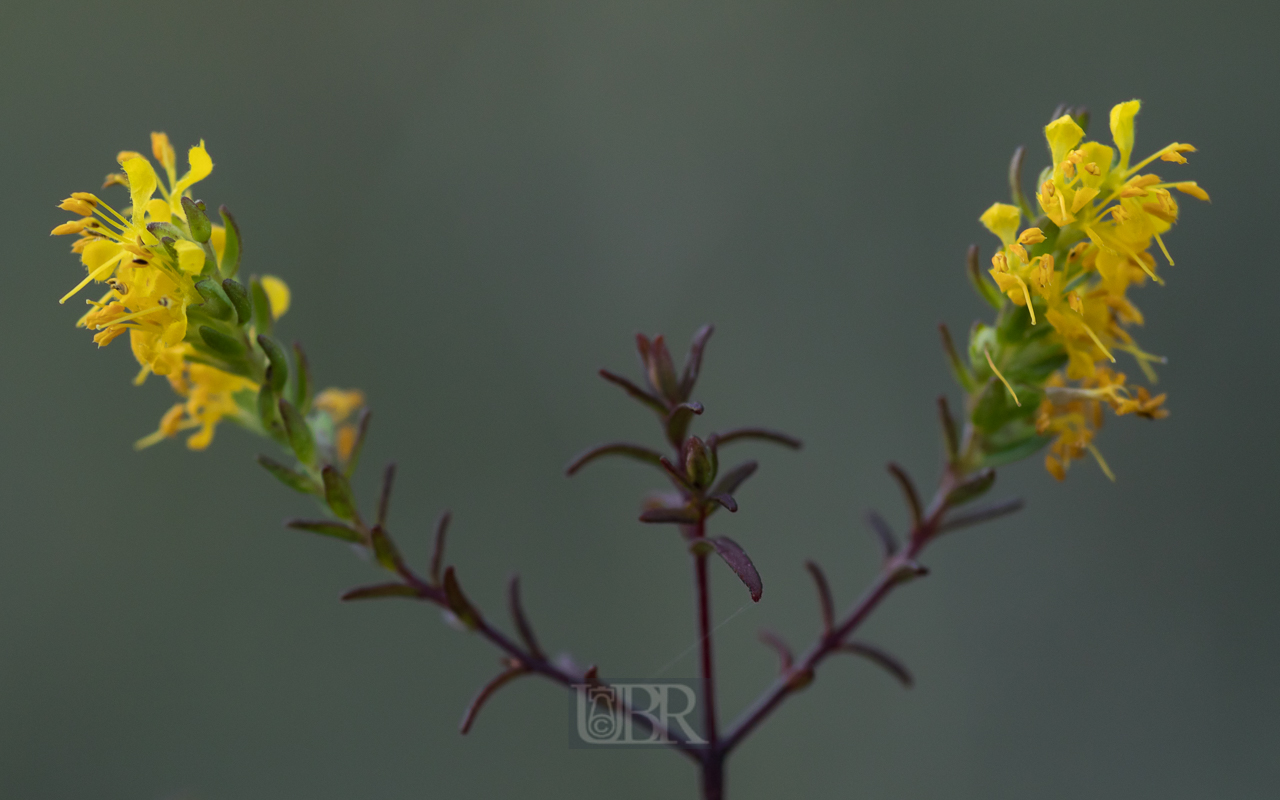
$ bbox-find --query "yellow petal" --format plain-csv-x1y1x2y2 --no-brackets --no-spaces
145,198,172,222
1070,186,1100,215
1045,114,1085,167
1017,227,1046,245
1109,99,1141,170
261,275,290,319
121,157,158,223
173,239,206,274
979,203,1021,245
209,225,227,262
172,141,213,196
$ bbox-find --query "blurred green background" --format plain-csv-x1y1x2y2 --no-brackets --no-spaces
3,1,1277,798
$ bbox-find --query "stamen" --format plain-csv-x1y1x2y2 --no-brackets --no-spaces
1085,443,1116,482
1013,274,1036,324
59,256,121,304
984,348,1021,407
1080,321,1116,363
1153,231,1175,266
94,305,167,328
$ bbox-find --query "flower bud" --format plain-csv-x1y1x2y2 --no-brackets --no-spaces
684,436,716,488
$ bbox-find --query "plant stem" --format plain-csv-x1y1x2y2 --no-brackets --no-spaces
721,466,960,755
691,513,724,799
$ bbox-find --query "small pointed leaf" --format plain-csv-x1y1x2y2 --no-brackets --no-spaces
286,518,361,543
341,582,419,601
709,536,762,602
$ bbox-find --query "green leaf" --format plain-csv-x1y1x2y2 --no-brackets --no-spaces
182,197,212,243
257,335,289,393
321,465,357,521
443,567,480,629
369,525,403,571
981,434,1052,468
946,468,995,507
257,455,320,495
222,279,252,325
291,342,311,414
341,583,418,601
218,205,241,279
257,383,286,443
194,279,234,321
250,277,271,335
286,518,361,543
197,325,246,358
278,398,316,466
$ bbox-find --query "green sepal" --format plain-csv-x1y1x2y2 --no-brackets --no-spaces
146,221,186,242
194,279,235,321
278,397,316,466
181,197,212,243
946,468,995,507
321,465,357,521
218,205,241,279
981,433,1052,468
286,518,362,543
222,279,252,325
249,277,272,336
198,325,246,358
291,342,311,414
257,455,321,495
971,379,1039,434
443,567,481,630
257,335,289,393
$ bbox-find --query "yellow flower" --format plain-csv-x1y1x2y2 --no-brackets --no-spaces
136,353,257,450
314,388,367,462
974,101,1207,480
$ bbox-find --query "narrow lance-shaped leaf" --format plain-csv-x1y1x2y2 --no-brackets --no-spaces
460,666,527,734
937,395,959,462
804,560,835,634
249,277,272,335
321,465,357,522
369,524,404,573
758,629,793,672
665,401,704,448
711,427,802,450
278,398,315,466
257,455,320,495
940,322,979,391
709,536,763,602
221,279,252,325
194,279,234,320
218,205,241,279
946,467,996,507
443,567,481,630
710,460,758,497
865,510,899,558
181,197,212,243
938,497,1024,534
286,518,361,543
257,380,285,443
198,325,245,358
639,506,701,525
598,368,668,416
377,463,396,527
887,462,922,528
257,334,289,393
508,575,545,658
564,442,664,476
341,582,419,602
291,341,311,414
678,323,714,400
837,641,913,688
430,511,451,585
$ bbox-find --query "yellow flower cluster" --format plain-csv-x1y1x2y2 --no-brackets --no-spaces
51,133,356,454
976,101,1207,479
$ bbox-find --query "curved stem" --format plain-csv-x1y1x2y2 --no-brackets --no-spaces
691,512,723,797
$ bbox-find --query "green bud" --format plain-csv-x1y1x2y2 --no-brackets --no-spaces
257,335,289,393
198,325,245,358
181,197,212,243
278,397,316,466
222,279,252,325
194,279,234,321
684,436,716,488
